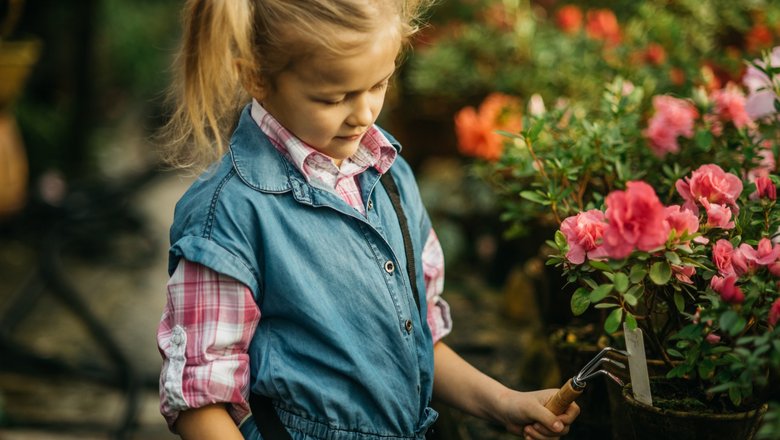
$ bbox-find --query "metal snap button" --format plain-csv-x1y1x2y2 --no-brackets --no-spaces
384,260,395,274
367,200,374,210
404,319,413,333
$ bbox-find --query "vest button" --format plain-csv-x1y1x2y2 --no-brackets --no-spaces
404,319,413,333
367,200,374,210
384,260,395,274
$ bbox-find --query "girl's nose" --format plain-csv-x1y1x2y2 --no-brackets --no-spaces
347,93,374,127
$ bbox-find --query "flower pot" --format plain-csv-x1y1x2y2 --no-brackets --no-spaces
604,349,672,440
620,381,768,440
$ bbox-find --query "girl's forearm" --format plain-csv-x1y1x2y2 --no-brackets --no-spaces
432,341,509,424
175,403,245,440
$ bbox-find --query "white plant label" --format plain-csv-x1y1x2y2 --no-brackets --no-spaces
624,323,653,406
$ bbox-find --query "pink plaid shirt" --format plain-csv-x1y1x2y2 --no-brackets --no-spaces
157,101,451,430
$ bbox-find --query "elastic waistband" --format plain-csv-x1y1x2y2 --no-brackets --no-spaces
244,405,438,440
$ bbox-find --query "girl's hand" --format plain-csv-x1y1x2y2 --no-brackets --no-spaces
495,388,580,439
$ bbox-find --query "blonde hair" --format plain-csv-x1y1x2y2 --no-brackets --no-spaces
161,0,434,171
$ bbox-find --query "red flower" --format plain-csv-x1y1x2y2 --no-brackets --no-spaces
602,181,669,259
555,5,583,35
746,24,774,54
454,93,522,161
750,176,777,201
710,274,745,304
644,43,667,65
769,298,780,327
585,9,621,45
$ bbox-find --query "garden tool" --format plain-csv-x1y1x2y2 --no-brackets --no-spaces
544,346,628,415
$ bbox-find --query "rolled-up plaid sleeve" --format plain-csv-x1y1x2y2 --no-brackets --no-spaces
157,259,260,432
422,229,452,343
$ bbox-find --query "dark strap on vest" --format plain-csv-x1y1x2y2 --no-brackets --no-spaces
249,393,292,440
250,171,421,439
380,171,422,315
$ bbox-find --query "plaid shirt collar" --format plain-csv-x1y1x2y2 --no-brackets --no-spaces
250,100,397,187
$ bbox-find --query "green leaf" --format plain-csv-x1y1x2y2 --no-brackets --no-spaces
667,348,683,358
554,230,567,250
629,264,646,283
698,359,715,379
571,287,591,316
520,191,549,205
588,260,612,271
729,386,742,406
594,303,619,309
649,261,672,285
720,310,739,335
604,308,623,334
613,272,629,293
590,284,614,302
624,292,638,307
625,312,638,330
665,251,682,265
673,292,685,312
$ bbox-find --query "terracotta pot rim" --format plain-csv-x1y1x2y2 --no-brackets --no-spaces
621,383,768,420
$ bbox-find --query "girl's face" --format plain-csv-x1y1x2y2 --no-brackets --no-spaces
260,26,401,167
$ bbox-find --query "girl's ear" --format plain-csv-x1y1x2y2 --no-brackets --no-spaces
235,58,267,100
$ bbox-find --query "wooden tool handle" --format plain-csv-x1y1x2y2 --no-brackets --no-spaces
544,378,583,415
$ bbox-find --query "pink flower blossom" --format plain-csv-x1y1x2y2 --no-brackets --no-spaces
642,96,698,157
738,239,780,269
710,83,755,130
672,265,696,284
750,176,777,201
770,260,780,277
769,298,780,327
748,145,777,181
675,164,743,215
560,209,609,264
705,333,722,344
602,181,670,259
700,198,735,229
664,205,700,242
712,239,736,276
742,46,780,120
710,274,745,304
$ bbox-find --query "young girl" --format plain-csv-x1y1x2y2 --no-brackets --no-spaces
157,1,579,439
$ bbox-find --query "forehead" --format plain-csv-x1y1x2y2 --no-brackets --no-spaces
293,28,402,90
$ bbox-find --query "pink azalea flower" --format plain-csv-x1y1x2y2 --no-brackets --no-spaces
705,333,722,344
672,264,696,284
738,238,780,268
712,239,736,276
602,181,670,259
675,164,743,215
642,96,698,157
742,46,780,120
664,205,700,241
770,260,780,277
560,209,609,264
710,83,755,130
710,274,745,304
700,198,735,229
770,298,780,327
750,176,777,201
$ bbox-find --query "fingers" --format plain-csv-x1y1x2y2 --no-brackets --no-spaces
522,422,570,440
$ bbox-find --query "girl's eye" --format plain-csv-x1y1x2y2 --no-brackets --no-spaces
317,97,344,105
372,81,389,91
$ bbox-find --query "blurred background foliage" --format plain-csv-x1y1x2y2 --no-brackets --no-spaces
9,0,180,183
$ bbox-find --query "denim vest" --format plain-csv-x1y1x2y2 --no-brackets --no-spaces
168,106,438,439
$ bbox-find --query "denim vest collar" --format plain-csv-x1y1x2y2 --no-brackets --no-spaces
229,105,403,196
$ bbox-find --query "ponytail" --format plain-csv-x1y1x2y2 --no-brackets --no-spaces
161,0,255,171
